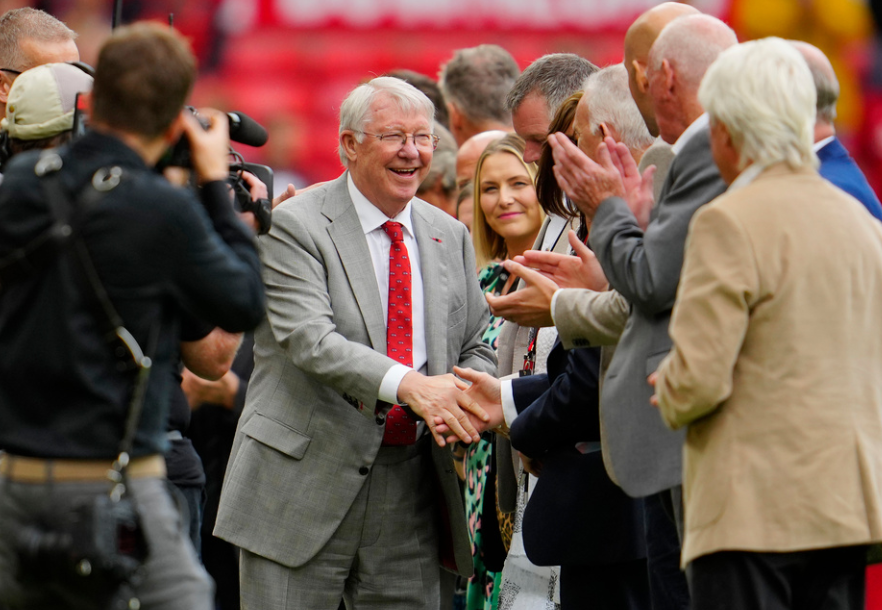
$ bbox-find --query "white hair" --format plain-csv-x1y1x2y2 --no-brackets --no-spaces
649,14,738,91
699,37,817,171
583,64,654,153
338,76,435,166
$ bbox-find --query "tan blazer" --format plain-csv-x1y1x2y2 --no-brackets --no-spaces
656,164,882,565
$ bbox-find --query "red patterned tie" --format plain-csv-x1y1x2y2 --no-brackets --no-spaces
381,221,418,445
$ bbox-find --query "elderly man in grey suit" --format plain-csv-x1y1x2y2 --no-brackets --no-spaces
214,76,497,610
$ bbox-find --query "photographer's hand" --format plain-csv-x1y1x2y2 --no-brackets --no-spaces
237,171,269,233
183,108,229,184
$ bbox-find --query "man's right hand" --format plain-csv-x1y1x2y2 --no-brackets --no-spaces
514,231,609,291
432,366,507,444
397,371,488,447
183,108,230,184
486,260,559,327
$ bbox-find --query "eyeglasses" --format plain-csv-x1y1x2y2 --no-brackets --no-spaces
357,131,440,151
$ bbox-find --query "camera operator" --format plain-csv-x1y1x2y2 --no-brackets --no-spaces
0,21,265,610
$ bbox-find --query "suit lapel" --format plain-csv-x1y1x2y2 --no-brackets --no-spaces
412,203,448,375
324,176,387,352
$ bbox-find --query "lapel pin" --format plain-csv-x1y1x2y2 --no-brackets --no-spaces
431,237,442,243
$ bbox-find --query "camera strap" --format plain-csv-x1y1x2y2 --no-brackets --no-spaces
35,150,158,497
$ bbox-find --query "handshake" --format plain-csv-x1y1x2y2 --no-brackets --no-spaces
397,367,506,448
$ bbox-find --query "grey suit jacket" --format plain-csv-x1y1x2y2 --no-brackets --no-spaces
560,126,727,498
639,138,675,204
214,174,497,577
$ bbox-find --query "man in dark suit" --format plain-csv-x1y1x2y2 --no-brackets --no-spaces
215,76,497,610
455,342,649,610
792,41,882,222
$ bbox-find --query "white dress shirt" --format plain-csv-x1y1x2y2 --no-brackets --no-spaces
347,174,427,404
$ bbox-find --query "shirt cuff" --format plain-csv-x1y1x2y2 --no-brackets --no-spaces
550,289,562,326
501,379,518,428
379,364,412,404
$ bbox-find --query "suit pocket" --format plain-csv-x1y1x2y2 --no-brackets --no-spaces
242,412,311,460
645,349,669,377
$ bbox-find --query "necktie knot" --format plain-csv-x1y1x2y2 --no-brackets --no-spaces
382,221,404,243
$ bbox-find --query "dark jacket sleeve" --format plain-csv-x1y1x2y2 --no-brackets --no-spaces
509,346,601,458
168,180,266,332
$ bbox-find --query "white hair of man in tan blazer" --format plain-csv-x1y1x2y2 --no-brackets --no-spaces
651,37,882,609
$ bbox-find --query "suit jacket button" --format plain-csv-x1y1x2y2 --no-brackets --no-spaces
375,414,385,425
358,466,370,476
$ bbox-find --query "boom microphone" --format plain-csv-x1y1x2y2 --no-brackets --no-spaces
227,111,268,147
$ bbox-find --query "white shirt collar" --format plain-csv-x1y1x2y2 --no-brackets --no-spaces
813,136,835,153
727,162,765,192
671,113,709,155
347,173,415,238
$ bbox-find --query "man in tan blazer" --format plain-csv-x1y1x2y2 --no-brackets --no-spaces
653,38,882,609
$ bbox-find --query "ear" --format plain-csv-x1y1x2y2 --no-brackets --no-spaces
632,59,649,94
0,72,13,105
162,110,187,146
340,130,359,163
598,122,621,143
447,102,464,139
661,59,676,96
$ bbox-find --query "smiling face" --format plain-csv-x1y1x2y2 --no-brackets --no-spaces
341,92,433,216
477,151,542,247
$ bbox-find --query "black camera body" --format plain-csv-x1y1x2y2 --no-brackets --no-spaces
160,106,274,235
16,493,147,610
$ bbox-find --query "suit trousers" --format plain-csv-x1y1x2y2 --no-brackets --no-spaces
644,489,690,610
560,559,651,610
687,546,867,610
239,436,442,610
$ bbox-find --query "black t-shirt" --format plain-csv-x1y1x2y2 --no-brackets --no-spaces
0,131,265,459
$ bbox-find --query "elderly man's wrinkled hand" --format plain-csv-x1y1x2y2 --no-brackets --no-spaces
485,260,558,327
548,132,625,219
514,231,608,292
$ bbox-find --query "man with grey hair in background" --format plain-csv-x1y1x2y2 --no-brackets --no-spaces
653,36,882,610
536,13,736,610
506,52,597,163
790,40,882,221
215,76,497,610
0,8,79,118
439,44,519,146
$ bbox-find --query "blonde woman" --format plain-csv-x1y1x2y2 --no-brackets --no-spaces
465,133,544,610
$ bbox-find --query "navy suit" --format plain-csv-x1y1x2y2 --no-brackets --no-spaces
817,137,882,222
508,343,650,610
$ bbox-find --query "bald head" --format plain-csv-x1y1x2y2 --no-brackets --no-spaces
456,129,507,191
647,14,738,143
791,40,839,126
624,2,699,134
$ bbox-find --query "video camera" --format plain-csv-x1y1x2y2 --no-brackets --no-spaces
157,106,274,235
